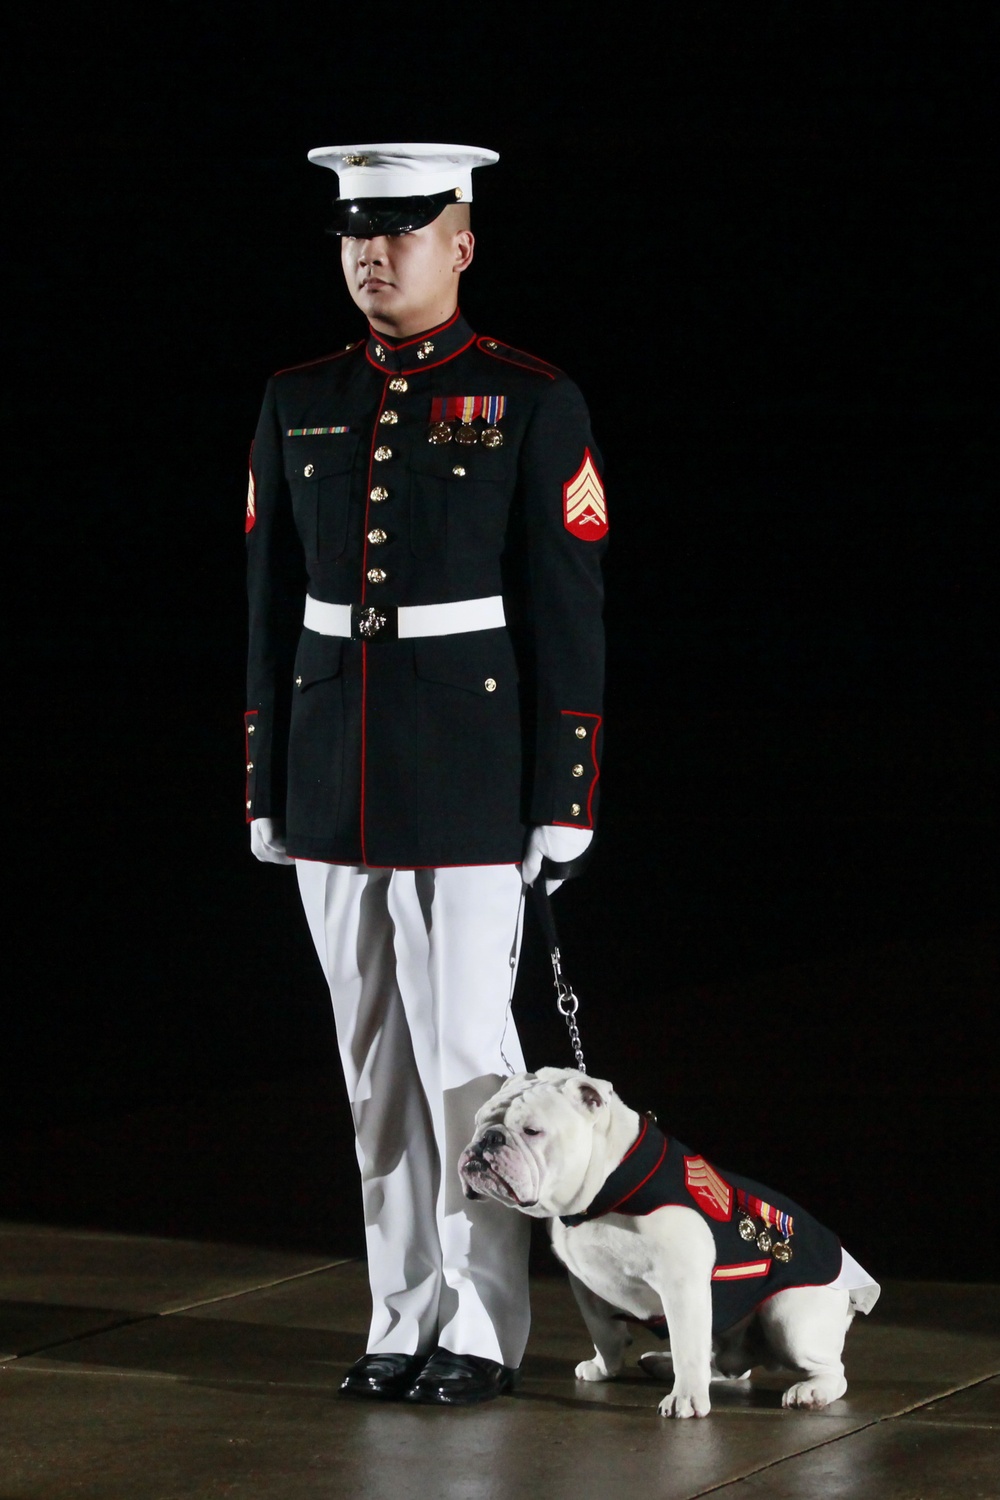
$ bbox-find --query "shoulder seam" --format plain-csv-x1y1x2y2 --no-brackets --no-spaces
273,343,362,377
477,336,561,381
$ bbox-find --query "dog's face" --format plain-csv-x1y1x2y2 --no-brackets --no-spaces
458,1068,621,1219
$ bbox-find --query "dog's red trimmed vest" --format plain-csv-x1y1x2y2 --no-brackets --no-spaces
561,1118,844,1336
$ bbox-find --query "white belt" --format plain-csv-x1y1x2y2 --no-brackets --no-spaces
303,593,506,640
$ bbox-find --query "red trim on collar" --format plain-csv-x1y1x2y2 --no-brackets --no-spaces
364,333,477,376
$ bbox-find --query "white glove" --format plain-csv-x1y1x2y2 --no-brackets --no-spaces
250,817,295,866
521,825,593,893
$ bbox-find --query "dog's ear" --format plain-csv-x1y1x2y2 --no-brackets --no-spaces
577,1081,606,1111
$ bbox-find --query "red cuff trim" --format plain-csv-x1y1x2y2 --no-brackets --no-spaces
561,710,602,827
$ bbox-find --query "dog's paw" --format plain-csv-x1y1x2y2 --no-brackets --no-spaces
574,1354,620,1382
657,1387,711,1419
782,1375,847,1409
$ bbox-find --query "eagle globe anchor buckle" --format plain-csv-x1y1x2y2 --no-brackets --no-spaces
351,604,397,641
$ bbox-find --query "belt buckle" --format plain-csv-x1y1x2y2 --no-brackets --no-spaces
351,603,398,642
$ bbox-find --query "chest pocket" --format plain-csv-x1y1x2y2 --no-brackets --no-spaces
408,447,508,559
285,435,360,564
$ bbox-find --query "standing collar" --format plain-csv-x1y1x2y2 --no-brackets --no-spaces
560,1116,670,1227
365,309,476,375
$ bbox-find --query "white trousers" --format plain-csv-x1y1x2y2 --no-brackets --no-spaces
296,860,532,1368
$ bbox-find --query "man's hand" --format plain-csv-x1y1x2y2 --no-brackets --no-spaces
521,825,593,893
250,817,295,866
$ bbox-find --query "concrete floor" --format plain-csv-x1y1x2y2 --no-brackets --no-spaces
1,1223,997,1500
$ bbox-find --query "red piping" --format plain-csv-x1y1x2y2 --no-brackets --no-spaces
478,337,559,380
604,1136,669,1216
273,343,360,377
365,332,477,377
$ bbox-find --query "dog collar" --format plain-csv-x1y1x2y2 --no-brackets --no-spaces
560,1116,670,1227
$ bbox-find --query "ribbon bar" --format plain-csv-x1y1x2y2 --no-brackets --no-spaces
430,396,506,424
737,1190,793,1240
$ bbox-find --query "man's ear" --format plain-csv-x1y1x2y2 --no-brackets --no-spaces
454,229,475,274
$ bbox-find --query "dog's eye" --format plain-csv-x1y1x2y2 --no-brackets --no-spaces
523,1127,543,1137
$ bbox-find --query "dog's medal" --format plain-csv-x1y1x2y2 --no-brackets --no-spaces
481,425,503,448
756,1226,773,1254
738,1214,757,1242
428,421,452,445
772,1239,793,1263
455,421,478,445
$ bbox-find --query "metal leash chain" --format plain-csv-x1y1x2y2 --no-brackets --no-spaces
550,943,586,1073
529,880,587,1073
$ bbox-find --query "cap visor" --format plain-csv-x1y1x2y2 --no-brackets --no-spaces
326,191,456,237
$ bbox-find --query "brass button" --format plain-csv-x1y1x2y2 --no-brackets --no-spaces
246,799,252,810
575,725,587,739
246,761,254,772
389,376,408,393
571,802,582,817
416,340,435,360
571,763,585,777
304,463,315,477
380,409,398,424
295,675,303,686
370,485,388,502
367,567,387,584
247,724,255,735
484,678,497,692
368,527,387,545
452,465,466,477
374,343,385,361
484,340,498,350
374,446,392,461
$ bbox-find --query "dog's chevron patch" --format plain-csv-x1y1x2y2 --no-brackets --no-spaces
684,1155,733,1221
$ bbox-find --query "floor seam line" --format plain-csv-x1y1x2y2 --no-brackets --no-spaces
0,1257,361,1362
686,1370,1000,1496
156,1256,357,1315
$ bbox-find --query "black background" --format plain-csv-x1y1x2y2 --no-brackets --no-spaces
3,3,995,1279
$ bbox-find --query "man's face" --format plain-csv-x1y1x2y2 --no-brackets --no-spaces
340,209,474,337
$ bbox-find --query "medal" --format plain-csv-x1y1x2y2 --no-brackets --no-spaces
772,1239,793,1263
738,1214,757,1242
428,422,452,445
481,425,503,448
455,422,478,445
756,1227,773,1254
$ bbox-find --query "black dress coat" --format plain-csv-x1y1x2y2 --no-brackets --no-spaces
245,311,608,868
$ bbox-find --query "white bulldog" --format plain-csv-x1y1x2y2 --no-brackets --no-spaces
459,1067,879,1417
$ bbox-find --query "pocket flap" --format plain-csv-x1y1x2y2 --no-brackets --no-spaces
408,446,504,481
285,433,360,483
294,631,344,690
413,633,512,696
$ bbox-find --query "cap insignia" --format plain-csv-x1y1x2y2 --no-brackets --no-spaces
343,154,370,167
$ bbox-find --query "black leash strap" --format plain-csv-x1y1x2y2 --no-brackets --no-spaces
528,880,587,1073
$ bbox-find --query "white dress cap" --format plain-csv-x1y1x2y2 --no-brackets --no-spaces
307,142,499,202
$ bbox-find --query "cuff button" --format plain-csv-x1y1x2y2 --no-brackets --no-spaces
571,803,582,817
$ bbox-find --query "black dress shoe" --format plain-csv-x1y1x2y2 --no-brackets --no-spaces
339,1352,427,1399
403,1348,519,1406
